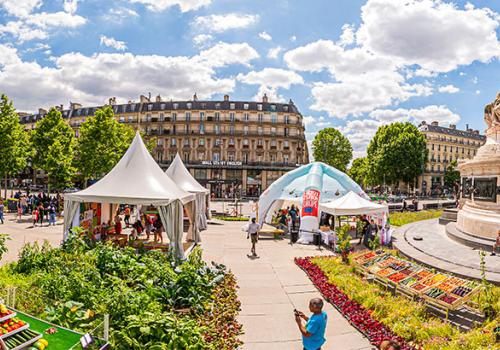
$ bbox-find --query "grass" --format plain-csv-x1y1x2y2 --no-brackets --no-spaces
214,216,249,221
390,210,443,227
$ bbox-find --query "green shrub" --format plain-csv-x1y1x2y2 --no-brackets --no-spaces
390,210,443,226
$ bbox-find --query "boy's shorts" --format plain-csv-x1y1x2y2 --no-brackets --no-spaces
251,234,258,243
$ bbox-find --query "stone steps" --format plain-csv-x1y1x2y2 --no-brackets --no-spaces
445,222,495,252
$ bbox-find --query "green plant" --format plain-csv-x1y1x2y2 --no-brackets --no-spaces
369,234,380,251
336,224,351,263
390,210,443,226
214,216,249,221
0,234,10,261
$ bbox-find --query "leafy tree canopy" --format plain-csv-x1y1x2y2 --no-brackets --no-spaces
367,122,427,185
348,157,369,188
444,160,460,191
312,127,353,172
75,106,134,181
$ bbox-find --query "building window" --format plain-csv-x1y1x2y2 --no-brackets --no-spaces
173,103,178,109
271,113,277,123
258,126,263,135
257,139,263,146
215,125,220,134
200,112,204,121
215,139,222,146
213,152,220,161
148,104,153,111
199,138,205,146
438,145,441,151
228,152,235,161
270,154,276,162
146,113,152,122
184,138,190,146
243,139,249,146
257,104,262,111
187,102,192,109
284,140,289,148
271,139,277,147
161,103,166,110
271,127,277,135
284,128,289,137
214,112,220,121
194,169,207,179
270,105,276,111
159,113,164,121
229,138,235,145
184,152,189,162
230,103,235,110
229,125,235,135
243,126,249,135
215,103,221,109
186,112,191,121
258,113,263,123
244,103,249,110
199,123,205,134
284,155,289,164
432,144,434,150
230,113,235,122
130,104,136,112
171,138,177,146
284,115,289,124
244,113,249,122
172,113,177,121
243,153,249,163
444,145,447,151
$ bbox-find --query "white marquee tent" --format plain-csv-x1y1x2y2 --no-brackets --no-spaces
320,191,388,216
166,153,210,243
64,132,195,258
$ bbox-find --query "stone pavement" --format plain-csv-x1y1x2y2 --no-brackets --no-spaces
393,219,500,284
201,220,374,350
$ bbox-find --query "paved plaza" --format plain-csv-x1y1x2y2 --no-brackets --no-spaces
393,219,500,284
201,220,373,350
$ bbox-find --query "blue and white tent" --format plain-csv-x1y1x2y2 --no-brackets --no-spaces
258,162,367,226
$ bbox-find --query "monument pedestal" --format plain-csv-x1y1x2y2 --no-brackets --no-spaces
456,126,500,240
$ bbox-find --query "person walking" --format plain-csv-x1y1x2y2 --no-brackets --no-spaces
37,203,44,226
246,218,260,257
0,200,4,224
294,298,328,350
48,203,56,226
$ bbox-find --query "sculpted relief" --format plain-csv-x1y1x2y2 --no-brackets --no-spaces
484,92,500,129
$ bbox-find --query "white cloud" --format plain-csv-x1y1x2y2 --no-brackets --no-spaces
253,86,285,103
356,0,500,72
26,12,86,29
195,41,259,68
338,23,355,46
104,7,139,23
63,0,78,14
0,42,259,112
129,0,211,12
193,13,259,33
369,105,461,125
100,35,127,51
237,68,303,89
471,76,478,84
476,90,481,95
339,119,382,155
303,116,316,126
0,21,48,42
438,84,459,94
193,34,214,47
459,72,466,76
258,31,272,41
25,42,50,53
0,0,41,17
267,46,283,59
290,35,297,42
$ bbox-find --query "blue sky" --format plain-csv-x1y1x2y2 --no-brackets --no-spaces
1,0,500,157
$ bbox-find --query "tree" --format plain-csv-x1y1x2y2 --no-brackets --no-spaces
367,122,427,188
444,160,460,194
75,106,134,183
0,94,31,198
348,157,369,188
32,107,75,191
312,127,353,172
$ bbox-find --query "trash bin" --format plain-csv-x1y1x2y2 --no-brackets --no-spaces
290,229,299,243
313,232,322,246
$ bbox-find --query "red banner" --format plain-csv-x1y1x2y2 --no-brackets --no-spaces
301,189,320,217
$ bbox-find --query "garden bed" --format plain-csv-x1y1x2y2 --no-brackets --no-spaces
390,210,442,226
296,256,499,350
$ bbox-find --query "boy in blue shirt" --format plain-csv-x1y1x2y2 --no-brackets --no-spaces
295,298,327,350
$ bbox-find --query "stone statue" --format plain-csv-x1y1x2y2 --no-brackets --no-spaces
484,92,500,129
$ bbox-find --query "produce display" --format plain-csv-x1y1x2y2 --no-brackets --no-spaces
0,305,49,350
351,250,480,309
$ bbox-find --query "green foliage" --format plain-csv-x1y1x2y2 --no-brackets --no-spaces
7,237,239,348
367,122,427,186
214,216,249,221
312,127,353,172
390,210,443,226
444,160,460,191
348,157,369,187
335,224,351,263
0,234,9,262
31,107,75,190
369,234,380,251
312,256,498,349
75,106,134,182
0,94,31,195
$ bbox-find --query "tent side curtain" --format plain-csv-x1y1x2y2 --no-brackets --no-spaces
63,198,80,241
196,193,208,231
158,200,185,259
184,200,200,243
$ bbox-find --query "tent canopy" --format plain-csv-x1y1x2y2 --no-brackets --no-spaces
258,162,366,225
320,191,388,216
166,153,209,194
66,133,195,205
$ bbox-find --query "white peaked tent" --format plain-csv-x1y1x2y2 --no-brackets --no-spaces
166,153,209,243
320,191,388,216
64,132,195,258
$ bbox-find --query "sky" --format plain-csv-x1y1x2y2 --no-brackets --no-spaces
1,0,500,158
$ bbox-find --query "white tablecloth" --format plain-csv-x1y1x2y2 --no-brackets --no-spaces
320,230,336,245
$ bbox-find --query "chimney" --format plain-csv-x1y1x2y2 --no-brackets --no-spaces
70,102,82,110
449,124,456,129
193,93,198,101
262,93,268,103
38,108,47,115
140,95,150,103
475,130,479,134
156,95,162,102
223,94,229,102
466,124,469,131
431,121,439,126
108,97,116,105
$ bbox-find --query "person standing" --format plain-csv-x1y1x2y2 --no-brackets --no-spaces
295,298,328,350
364,219,378,248
289,205,298,231
48,203,56,226
358,215,370,245
279,210,288,232
123,205,131,228
0,200,4,224
32,207,39,227
154,218,164,244
37,203,44,226
246,218,260,257
114,214,123,235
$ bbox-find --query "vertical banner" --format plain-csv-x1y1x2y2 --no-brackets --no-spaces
301,189,320,217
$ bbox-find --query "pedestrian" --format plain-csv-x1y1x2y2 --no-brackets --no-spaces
289,205,298,231
48,203,56,226
123,205,131,227
37,203,44,226
114,215,123,235
154,218,164,244
0,200,4,224
364,219,378,248
491,230,500,256
279,210,288,232
32,207,39,227
294,298,328,350
246,218,260,257
144,213,153,240
17,200,22,222
380,339,401,350
358,215,370,245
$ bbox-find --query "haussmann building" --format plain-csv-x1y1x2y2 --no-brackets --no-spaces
20,93,309,198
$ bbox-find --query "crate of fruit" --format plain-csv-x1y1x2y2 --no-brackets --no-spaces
2,329,43,350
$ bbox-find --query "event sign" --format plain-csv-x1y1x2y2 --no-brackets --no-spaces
301,189,320,217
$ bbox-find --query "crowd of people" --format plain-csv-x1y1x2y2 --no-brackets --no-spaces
0,191,63,227
274,205,300,231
